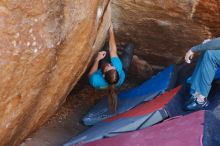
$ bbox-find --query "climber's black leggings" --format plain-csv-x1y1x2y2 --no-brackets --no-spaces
99,43,134,73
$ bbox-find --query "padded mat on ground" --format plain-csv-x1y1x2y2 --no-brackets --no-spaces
83,110,220,146
63,87,180,146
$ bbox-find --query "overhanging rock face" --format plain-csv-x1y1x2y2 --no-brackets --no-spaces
0,0,111,145
0,0,220,145
111,0,220,66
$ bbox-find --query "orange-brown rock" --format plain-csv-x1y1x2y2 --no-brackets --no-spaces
111,0,220,66
0,0,111,145
1,0,220,145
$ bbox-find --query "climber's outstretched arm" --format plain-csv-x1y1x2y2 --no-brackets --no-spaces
109,24,118,58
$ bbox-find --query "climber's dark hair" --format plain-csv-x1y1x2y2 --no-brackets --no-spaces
104,69,119,85
103,69,119,113
108,84,118,113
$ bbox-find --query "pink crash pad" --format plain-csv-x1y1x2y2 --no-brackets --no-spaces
84,111,204,146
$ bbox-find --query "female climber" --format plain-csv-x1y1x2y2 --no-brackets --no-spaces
88,24,134,113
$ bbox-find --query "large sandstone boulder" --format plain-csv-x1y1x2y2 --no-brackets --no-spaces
0,0,111,145
0,0,220,145
111,0,220,66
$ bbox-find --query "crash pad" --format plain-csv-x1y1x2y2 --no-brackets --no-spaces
84,111,220,146
63,86,180,146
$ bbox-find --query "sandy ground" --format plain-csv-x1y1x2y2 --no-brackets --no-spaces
20,77,139,146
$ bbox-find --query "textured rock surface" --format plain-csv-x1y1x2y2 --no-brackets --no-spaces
0,0,111,145
111,0,220,66
1,0,220,145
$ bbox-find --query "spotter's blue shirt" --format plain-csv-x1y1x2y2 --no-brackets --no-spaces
191,37,220,52
89,57,125,89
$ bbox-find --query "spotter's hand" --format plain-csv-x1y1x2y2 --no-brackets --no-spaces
185,49,194,64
